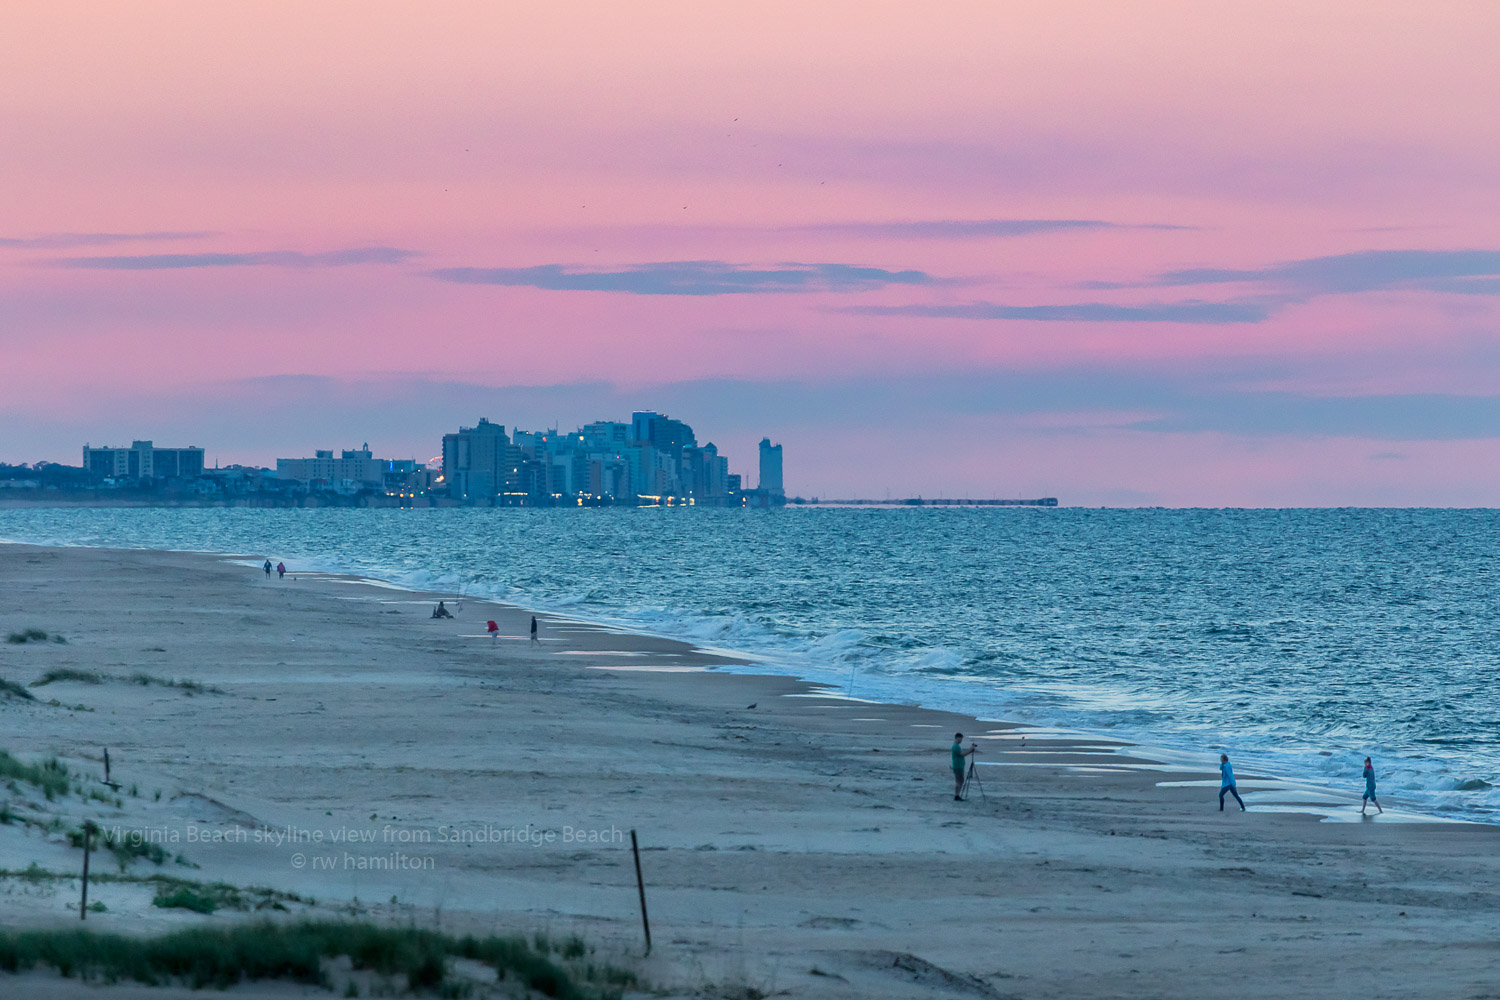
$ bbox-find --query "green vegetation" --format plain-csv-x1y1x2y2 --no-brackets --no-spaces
6,628,64,644
32,668,103,686
64,827,171,871
0,678,34,701
30,669,218,695
128,672,216,694
147,877,293,914
0,868,301,912
0,751,70,800
0,920,636,997
153,886,217,914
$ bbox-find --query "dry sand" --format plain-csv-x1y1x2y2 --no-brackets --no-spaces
2,543,1500,998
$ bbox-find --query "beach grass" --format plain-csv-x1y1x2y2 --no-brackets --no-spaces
0,919,636,997
29,669,218,694
0,678,35,701
0,867,303,911
0,751,69,799
64,827,170,871
31,668,104,686
5,628,64,645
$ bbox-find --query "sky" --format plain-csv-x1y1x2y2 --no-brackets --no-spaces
3,2,1499,506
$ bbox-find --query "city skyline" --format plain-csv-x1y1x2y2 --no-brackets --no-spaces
19,410,789,507
3,4,1500,505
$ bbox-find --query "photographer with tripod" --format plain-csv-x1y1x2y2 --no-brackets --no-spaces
951,733,980,801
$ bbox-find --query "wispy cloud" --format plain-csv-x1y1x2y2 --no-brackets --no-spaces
51,247,418,270
1156,249,1500,295
430,261,934,295
844,299,1269,324
0,231,212,250
779,218,1193,239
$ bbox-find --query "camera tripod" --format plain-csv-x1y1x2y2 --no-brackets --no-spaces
961,756,986,803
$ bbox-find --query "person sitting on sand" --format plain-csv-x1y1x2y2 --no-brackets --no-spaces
1219,753,1246,812
952,733,977,801
432,601,453,619
1361,756,1383,815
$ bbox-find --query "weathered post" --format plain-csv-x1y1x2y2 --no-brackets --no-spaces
630,829,651,955
79,821,93,920
103,748,110,785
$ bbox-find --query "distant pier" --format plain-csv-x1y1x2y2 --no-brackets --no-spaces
790,497,1058,507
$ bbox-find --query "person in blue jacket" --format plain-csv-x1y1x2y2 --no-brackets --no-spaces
1361,757,1383,815
1219,753,1246,811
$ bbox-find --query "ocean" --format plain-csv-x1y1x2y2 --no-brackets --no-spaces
3,506,1498,820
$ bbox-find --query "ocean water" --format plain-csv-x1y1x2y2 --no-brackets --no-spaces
3,506,1499,820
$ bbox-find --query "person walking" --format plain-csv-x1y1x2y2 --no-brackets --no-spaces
487,620,499,642
1361,756,1383,815
276,562,286,579
951,732,977,801
1219,753,1246,811
263,559,272,576
530,616,539,644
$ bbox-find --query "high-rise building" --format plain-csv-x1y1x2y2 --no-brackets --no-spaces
441,418,520,500
443,411,738,506
758,438,784,497
83,440,204,480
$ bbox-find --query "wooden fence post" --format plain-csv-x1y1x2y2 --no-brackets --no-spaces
630,829,651,956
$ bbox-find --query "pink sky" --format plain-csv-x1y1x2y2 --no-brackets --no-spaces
3,3,1499,504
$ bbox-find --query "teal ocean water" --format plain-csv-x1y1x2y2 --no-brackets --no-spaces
3,507,1498,819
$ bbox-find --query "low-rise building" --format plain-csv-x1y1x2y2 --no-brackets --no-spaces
83,440,205,480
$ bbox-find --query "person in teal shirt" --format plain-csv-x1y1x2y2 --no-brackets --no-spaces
952,733,977,801
1219,753,1246,811
1361,757,1383,815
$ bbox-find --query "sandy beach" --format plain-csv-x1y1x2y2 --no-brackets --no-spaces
3,543,1500,998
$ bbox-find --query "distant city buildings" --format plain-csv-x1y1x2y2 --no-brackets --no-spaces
438,411,776,507
276,444,429,495
50,413,781,508
758,438,784,501
82,440,204,480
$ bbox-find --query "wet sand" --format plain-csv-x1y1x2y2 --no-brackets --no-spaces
3,543,1500,998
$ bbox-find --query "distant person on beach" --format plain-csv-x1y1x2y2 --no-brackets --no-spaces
431,601,453,619
487,620,499,640
276,562,286,579
952,733,977,801
1219,753,1246,811
1361,757,1383,815
530,616,539,643
263,559,272,576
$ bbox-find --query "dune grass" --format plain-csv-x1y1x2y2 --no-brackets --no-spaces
0,920,636,997
30,669,217,695
128,672,215,694
0,867,302,912
31,668,103,686
0,750,69,799
6,628,64,645
0,678,34,701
